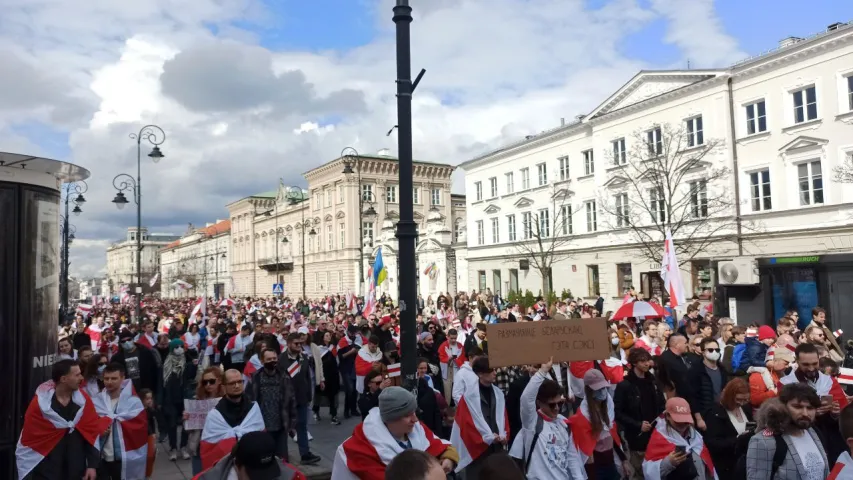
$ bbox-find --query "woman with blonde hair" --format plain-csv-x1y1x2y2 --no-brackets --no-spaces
184,367,224,474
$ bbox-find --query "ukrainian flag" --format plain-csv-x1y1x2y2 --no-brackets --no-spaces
373,246,388,286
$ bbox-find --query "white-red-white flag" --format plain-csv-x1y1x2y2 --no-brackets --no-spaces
660,229,687,308
190,297,207,320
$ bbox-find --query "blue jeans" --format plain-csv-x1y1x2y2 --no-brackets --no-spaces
296,404,310,456
192,454,203,475
340,370,358,414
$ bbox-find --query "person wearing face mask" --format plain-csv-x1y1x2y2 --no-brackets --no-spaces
200,369,266,470
687,337,729,432
80,352,106,397
249,348,297,462
643,397,717,479
703,378,753,478
162,338,196,460
615,348,666,479
112,329,161,399
568,369,630,479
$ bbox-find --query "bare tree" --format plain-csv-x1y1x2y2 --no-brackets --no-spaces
833,152,853,183
596,123,740,265
508,187,574,307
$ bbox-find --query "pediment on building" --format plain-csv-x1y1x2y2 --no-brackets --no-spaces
416,238,446,252
483,203,501,215
514,196,534,208
602,175,630,189
588,71,725,119
312,216,321,224
324,214,333,222
552,186,574,200
386,210,399,219
285,225,293,232
335,210,345,219
678,158,712,173
779,135,829,153
414,211,424,220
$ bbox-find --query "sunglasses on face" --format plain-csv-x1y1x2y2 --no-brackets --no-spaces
202,379,218,386
705,348,720,353
371,379,383,386
547,401,564,410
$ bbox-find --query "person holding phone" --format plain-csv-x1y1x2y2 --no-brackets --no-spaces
703,378,754,478
643,397,717,479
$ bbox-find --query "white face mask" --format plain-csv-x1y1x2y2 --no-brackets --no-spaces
611,337,620,346
122,340,134,351
173,347,184,356
704,351,721,362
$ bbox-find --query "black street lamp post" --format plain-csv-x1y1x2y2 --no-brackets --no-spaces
59,180,87,321
210,253,226,300
281,186,315,300
392,0,419,391
111,125,165,323
341,147,378,295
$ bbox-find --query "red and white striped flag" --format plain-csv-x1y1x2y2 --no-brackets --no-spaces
660,229,687,308
76,304,93,317
746,327,758,338
840,367,853,386
835,329,844,338
387,363,401,378
148,273,160,288
91,380,148,479
288,361,300,378
200,403,264,470
119,284,130,304
190,297,207,320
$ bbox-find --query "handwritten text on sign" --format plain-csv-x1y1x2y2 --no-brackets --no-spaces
486,318,611,367
183,398,221,431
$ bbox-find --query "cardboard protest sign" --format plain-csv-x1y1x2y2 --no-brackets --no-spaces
183,398,222,430
486,318,611,367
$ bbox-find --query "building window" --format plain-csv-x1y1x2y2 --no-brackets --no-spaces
692,262,713,298
646,127,663,156
363,222,374,247
476,220,484,245
798,160,824,206
505,172,514,194
491,217,499,243
522,212,533,239
474,181,483,201
489,177,498,198
431,188,441,206
413,187,419,204
745,100,767,135
587,265,600,296
325,189,332,207
507,214,516,241
685,116,704,147
650,187,666,223
612,138,626,165
327,225,333,250
617,263,633,294
537,163,548,186
558,156,570,181
478,271,487,291
847,76,853,111
792,85,817,123
583,150,594,175
614,193,629,227
560,205,572,235
313,191,320,210
339,223,345,248
361,184,373,202
689,181,708,218
386,185,397,203
750,169,772,212
585,201,597,232
538,209,550,237
521,168,530,190
337,184,343,203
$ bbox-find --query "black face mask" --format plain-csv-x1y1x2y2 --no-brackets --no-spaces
264,362,277,371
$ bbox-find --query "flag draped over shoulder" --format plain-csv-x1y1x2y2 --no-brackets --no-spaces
16,380,111,479
332,408,451,480
643,420,717,480
92,380,149,480
243,354,263,384
200,401,264,470
355,348,383,394
450,373,508,472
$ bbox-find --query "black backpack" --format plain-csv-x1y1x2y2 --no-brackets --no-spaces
732,433,787,480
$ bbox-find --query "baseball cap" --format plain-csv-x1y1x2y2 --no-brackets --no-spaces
665,397,694,424
583,369,609,391
233,431,281,480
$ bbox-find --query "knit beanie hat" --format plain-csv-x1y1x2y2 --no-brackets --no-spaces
378,387,417,423
168,338,184,353
758,326,776,341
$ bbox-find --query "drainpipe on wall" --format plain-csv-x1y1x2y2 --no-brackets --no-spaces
727,76,745,256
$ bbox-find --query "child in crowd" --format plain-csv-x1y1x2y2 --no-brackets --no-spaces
140,388,157,480
743,326,777,394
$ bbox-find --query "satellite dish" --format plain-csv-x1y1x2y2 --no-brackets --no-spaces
720,263,739,284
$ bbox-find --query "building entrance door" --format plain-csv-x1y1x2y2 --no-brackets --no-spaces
829,272,853,336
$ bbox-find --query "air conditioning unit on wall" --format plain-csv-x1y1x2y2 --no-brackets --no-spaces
718,257,759,285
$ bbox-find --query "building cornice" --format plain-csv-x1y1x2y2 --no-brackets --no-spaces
731,27,853,80
304,155,455,183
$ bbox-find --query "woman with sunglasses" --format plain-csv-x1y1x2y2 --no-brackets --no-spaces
184,367,225,474
358,368,391,420
687,337,729,432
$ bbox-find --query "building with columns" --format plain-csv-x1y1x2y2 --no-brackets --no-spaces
460,22,853,327
227,149,467,298
105,227,179,296
158,220,231,299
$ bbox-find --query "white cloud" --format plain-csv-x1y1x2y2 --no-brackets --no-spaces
0,0,745,277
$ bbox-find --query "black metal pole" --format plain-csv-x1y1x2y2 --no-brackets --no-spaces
61,193,70,321
135,137,142,323
357,159,364,295
301,200,307,300
393,0,418,392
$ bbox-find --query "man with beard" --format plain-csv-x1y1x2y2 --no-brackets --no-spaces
746,383,829,479
417,332,442,389
199,369,265,470
779,342,847,463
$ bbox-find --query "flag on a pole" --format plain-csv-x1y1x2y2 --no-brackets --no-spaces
373,247,387,286
119,285,130,304
190,297,207,320
148,273,160,288
76,304,93,317
660,229,687,308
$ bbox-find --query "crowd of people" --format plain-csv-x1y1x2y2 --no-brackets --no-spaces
16,289,853,480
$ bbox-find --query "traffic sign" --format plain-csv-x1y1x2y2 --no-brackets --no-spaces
273,283,284,295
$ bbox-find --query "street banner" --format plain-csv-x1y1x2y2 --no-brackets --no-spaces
486,318,611,367
183,398,221,430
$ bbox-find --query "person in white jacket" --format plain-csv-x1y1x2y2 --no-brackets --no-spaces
509,357,585,480
452,346,484,405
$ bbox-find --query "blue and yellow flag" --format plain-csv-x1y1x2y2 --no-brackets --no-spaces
373,246,388,286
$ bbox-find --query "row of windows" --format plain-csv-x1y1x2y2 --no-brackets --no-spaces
309,184,445,209
473,181,708,246
747,160,824,212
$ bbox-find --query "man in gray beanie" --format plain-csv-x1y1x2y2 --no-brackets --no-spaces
332,387,459,479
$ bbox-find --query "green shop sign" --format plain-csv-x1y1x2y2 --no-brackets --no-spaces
769,256,820,264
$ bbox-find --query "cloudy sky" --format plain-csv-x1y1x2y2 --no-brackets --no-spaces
0,0,847,279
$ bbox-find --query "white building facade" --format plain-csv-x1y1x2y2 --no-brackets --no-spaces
105,227,179,296
158,220,231,299
461,22,853,328
227,150,467,299
79,278,103,301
